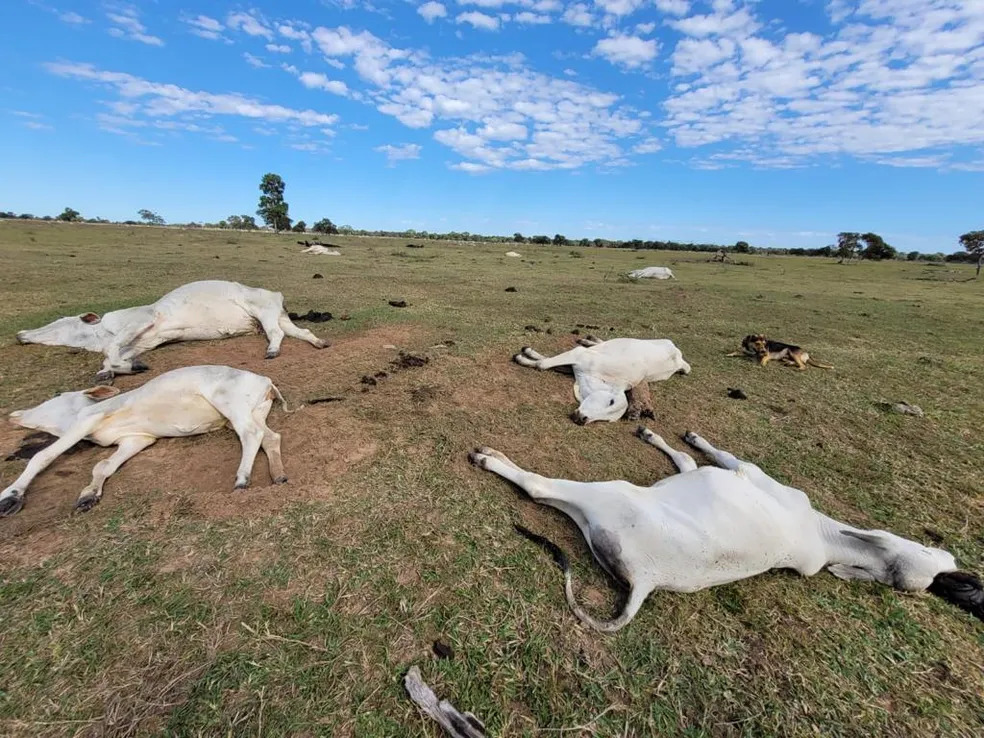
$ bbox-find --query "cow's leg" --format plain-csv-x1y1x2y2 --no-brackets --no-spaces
75,435,156,512
682,431,751,472
576,335,602,347
624,382,654,421
515,346,585,371
97,321,157,380
278,314,327,350
0,419,102,516
253,309,287,359
252,402,287,484
468,447,602,513
636,428,697,473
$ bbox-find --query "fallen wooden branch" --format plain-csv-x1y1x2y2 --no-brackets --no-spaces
404,665,486,737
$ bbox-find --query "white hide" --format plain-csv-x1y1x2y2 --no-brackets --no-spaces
302,245,341,255
0,366,289,516
628,266,675,280
16,280,326,379
514,337,691,423
470,429,958,632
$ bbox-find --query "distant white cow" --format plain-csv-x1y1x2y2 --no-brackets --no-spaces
505,251,521,258
514,336,690,424
16,280,327,381
302,245,341,255
628,266,675,280
0,366,290,517
470,429,983,631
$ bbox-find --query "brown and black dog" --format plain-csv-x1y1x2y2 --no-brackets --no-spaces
728,334,833,371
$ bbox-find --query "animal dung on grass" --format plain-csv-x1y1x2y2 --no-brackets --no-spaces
388,299,409,308
728,388,748,400
288,310,333,323
313,273,324,279
504,286,517,292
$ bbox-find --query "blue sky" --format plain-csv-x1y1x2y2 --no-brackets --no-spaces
2,1,982,251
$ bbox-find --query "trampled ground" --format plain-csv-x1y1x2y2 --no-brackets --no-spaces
1,221,982,736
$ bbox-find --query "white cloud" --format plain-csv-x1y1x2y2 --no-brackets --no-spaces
375,142,422,164
456,11,501,31
267,43,292,53
655,0,690,15
633,137,662,153
226,11,274,40
243,53,270,68
514,12,551,25
594,0,645,17
184,14,228,41
296,24,646,171
593,34,659,68
23,120,54,131
106,8,164,46
278,24,313,53
562,3,594,27
418,2,448,23
59,11,89,24
46,62,339,133
451,161,492,173
297,71,350,96
636,22,656,34
662,0,984,168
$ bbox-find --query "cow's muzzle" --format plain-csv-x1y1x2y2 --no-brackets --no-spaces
572,412,588,426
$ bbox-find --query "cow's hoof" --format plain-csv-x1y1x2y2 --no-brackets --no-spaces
0,494,24,517
635,426,649,438
265,351,279,360
233,480,249,491
468,449,487,468
315,341,329,350
94,370,115,384
273,475,288,485
73,496,99,513
131,360,149,373
683,431,699,445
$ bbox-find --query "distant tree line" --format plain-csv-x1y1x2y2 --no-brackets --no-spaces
2,192,980,274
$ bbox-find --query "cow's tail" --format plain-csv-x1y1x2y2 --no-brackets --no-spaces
513,525,640,633
271,383,295,414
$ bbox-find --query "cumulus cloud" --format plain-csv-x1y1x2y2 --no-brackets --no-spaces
662,0,984,168
266,43,292,53
562,3,594,27
243,52,270,68
375,142,422,164
106,7,163,46
418,2,448,23
278,24,313,53
593,34,659,68
297,25,647,171
296,70,350,96
594,0,645,18
183,14,225,41
457,11,501,30
227,11,274,40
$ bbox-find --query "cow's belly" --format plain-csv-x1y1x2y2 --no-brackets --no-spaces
157,305,257,341
90,395,228,443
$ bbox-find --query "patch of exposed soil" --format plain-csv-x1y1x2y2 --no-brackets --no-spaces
0,326,427,545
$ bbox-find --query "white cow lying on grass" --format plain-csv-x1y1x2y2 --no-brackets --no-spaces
302,245,341,255
628,266,675,280
470,429,984,631
0,366,289,517
16,280,327,381
514,336,690,424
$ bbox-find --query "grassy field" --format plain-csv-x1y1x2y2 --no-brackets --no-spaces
0,220,982,737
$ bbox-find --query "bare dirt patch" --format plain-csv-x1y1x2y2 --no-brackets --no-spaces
0,325,432,544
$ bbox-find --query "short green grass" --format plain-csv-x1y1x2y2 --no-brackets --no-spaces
1,221,982,737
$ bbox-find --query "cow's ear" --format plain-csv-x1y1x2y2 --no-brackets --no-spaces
80,313,101,324
83,385,121,401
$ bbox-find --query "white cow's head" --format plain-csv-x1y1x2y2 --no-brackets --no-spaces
16,313,107,352
571,377,628,425
8,385,120,436
828,529,957,591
